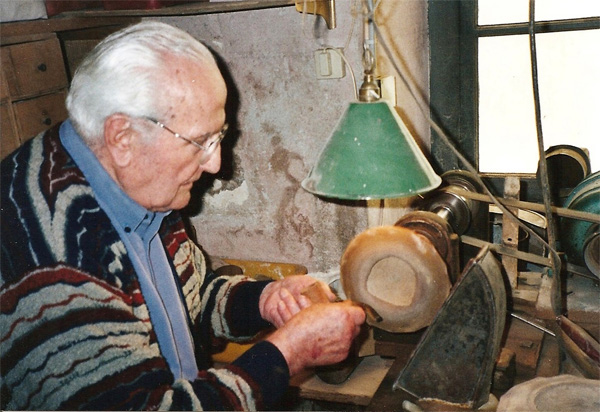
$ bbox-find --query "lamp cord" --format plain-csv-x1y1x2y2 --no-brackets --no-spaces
303,0,361,99
365,0,563,292
325,47,359,100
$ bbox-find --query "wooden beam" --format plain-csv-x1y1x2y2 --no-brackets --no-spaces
0,0,296,39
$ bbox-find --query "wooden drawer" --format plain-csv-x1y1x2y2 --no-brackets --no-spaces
1,36,68,100
0,66,9,102
1,103,20,159
12,91,68,142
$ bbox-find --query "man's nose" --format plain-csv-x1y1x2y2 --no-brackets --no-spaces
201,145,222,174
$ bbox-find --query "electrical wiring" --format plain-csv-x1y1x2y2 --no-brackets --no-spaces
299,0,360,99
363,0,565,294
528,0,564,317
324,47,359,100
335,0,361,100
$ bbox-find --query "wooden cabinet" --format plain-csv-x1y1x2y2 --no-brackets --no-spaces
0,103,20,157
1,33,69,159
12,90,68,139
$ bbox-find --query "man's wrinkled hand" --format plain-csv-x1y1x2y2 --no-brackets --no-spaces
266,301,366,376
259,275,335,328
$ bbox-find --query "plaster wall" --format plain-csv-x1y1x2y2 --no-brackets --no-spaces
154,0,431,273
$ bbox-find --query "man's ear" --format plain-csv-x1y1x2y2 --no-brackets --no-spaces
103,114,136,167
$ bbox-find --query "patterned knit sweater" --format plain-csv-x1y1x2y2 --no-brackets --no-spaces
1,126,289,410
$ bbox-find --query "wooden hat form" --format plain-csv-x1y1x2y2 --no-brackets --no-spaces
497,375,600,411
340,225,450,333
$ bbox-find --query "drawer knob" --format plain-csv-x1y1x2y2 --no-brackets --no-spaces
37,63,48,72
43,117,52,126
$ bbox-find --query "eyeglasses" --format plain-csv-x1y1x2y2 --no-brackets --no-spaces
144,117,228,164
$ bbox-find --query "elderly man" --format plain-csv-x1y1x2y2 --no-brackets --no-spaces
1,21,365,411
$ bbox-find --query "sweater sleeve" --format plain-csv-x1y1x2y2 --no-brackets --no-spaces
0,265,290,411
226,279,273,336
174,342,290,411
194,269,274,345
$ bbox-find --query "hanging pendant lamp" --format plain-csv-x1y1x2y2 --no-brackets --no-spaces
301,2,440,200
301,99,441,200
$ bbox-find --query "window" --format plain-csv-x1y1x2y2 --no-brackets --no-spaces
429,0,600,175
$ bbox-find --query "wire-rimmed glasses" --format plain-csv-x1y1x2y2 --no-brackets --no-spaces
144,117,228,164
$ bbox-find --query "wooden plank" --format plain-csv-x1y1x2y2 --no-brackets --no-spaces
502,176,520,289
512,288,539,306
0,17,140,38
518,271,543,286
366,349,415,411
535,334,560,378
0,0,296,39
295,356,394,406
503,316,546,380
512,271,542,308
68,0,295,16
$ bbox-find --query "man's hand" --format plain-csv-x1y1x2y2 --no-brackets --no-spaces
266,301,366,376
259,275,336,328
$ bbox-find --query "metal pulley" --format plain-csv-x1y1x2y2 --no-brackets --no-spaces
416,169,485,236
559,171,599,278
339,170,484,333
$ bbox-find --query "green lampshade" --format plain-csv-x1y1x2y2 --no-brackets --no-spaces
302,101,442,199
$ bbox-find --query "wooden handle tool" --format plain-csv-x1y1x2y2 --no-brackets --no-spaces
301,282,382,323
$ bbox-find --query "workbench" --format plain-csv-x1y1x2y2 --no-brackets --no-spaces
293,355,394,407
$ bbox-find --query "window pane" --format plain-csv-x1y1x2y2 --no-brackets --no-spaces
478,29,600,173
479,0,600,25
479,0,525,25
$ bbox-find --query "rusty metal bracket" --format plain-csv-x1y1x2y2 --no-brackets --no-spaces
295,0,336,29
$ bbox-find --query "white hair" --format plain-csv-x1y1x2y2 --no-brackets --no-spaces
66,21,218,143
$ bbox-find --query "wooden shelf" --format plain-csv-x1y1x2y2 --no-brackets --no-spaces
1,17,140,39
70,0,295,17
0,1,295,38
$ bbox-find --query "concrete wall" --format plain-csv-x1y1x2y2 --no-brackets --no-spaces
154,0,430,273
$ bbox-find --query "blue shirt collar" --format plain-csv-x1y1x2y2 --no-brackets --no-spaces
59,120,169,235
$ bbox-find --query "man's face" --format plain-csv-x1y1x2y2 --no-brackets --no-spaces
122,58,228,212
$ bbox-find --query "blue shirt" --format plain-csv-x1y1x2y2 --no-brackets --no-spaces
60,120,198,380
